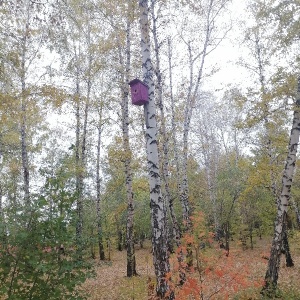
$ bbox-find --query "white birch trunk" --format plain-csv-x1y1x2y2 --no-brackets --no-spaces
151,3,181,246
263,76,300,293
139,0,171,297
20,3,31,205
96,105,105,260
74,42,83,258
120,17,137,277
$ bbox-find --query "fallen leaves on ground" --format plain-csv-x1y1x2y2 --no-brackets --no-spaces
83,244,155,300
82,237,300,299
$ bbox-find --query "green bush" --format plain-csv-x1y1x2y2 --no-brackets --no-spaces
0,191,94,300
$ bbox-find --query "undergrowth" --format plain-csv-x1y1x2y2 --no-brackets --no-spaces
83,213,300,299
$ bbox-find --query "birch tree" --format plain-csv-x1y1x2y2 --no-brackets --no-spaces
139,0,171,297
54,0,106,258
98,0,139,276
151,1,181,246
262,76,300,294
0,0,48,205
168,37,184,241
172,0,231,228
96,102,105,260
241,0,298,266
259,0,300,230
120,15,137,277
193,96,221,235
242,4,284,200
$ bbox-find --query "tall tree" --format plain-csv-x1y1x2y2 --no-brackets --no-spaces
96,102,105,260
168,37,183,236
151,1,181,247
139,0,171,297
53,0,107,258
120,12,137,277
262,76,300,295
193,95,221,236
0,0,48,205
242,0,297,267
172,0,231,229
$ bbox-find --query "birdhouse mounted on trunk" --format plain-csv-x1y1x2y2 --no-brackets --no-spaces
129,79,149,106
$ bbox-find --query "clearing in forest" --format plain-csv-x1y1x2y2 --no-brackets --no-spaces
83,237,300,299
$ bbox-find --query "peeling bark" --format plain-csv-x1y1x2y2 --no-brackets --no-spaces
139,0,171,297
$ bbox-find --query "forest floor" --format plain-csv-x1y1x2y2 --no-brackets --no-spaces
82,234,300,300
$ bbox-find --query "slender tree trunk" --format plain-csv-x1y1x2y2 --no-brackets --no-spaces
255,34,294,267
282,217,294,267
21,96,30,204
256,33,278,198
75,60,83,259
123,119,137,276
81,21,92,180
262,76,300,295
107,238,111,261
77,22,92,256
168,37,183,242
180,0,213,229
139,0,171,297
196,110,221,238
0,184,2,219
90,227,96,259
167,37,187,284
20,17,30,206
205,164,220,238
96,108,105,260
75,21,92,259
115,214,125,251
0,183,4,243
291,198,300,228
249,225,253,250
151,3,180,247
224,221,230,256
120,16,137,277
76,55,91,258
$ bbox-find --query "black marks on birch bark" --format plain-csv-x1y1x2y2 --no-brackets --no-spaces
150,139,157,145
150,185,161,194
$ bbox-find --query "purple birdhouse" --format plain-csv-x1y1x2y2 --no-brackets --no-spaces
129,79,149,106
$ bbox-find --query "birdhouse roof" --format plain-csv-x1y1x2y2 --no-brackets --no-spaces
129,78,148,88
